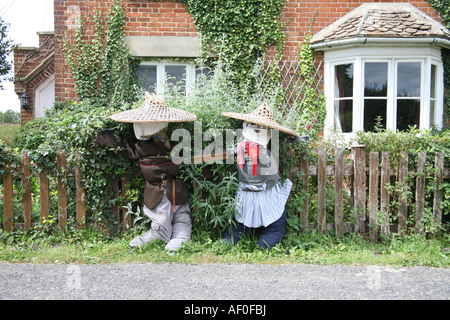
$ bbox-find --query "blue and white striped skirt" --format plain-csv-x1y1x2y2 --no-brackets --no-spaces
235,179,293,228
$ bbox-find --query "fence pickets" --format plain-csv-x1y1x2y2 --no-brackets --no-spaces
1,149,128,233
1,147,449,240
288,146,448,240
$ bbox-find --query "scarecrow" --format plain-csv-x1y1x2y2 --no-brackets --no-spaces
96,92,197,252
221,102,299,250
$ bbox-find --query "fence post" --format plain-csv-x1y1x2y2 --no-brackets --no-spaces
317,148,326,233
380,152,391,237
415,152,426,233
39,171,50,222
2,162,14,232
57,150,67,229
368,152,379,242
334,148,344,238
352,145,366,235
433,152,444,228
22,150,32,231
398,151,409,237
74,150,86,229
299,152,309,232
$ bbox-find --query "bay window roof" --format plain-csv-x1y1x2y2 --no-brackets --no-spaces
311,3,450,50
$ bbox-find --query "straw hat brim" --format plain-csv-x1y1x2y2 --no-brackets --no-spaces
221,111,299,137
111,106,197,123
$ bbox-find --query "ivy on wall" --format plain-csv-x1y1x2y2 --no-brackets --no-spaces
171,0,286,87
427,0,450,127
61,0,139,106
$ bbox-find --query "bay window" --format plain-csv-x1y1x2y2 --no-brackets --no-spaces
324,46,444,138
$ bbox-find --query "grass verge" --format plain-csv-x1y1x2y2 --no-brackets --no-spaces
1,227,449,267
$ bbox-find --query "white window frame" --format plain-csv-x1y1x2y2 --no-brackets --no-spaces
323,45,444,139
138,61,197,96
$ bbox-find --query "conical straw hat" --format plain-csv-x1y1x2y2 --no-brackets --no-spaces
110,92,197,123
221,102,298,137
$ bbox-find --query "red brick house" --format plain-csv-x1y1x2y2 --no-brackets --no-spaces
14,0,449,134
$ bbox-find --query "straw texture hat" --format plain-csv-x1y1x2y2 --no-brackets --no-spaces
222,102,299,137
110,92,197,123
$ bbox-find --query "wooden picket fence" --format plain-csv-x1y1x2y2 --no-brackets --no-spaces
1,149,131,233
289,146,449,240
1,147,449,240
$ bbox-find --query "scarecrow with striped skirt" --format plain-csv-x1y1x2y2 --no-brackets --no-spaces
221,103,299,250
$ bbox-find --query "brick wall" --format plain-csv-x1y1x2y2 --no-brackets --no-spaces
54,0,198,103
265,0,442,59
53,0,443,103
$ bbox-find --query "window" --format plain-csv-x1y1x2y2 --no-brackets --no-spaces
430,64,438,127
138,61,211,95
364,62,388,131
324,46,444,137
396,62,421,131
334,63,353,133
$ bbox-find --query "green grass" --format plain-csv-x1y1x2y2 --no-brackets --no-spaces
0,123,20,144
1,227,449,267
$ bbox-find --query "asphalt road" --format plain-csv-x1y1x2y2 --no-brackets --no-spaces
0,262,448,301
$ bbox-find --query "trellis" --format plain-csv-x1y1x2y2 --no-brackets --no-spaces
254,58,324,126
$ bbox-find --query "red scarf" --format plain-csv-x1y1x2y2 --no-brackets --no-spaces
238,140,260,176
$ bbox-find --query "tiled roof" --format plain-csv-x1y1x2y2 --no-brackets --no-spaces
312,3,450,44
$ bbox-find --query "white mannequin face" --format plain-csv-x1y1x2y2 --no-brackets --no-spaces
133,122,169,140
242,122,271,145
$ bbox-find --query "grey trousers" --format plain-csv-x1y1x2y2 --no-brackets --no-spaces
130,193,192,251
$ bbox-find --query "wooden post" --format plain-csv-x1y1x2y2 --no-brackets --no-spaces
22,150,32,231
380,152,391,237
398,151,409,237
39,171,50,222
57,150,67,229
352,145,366,234
368,152,379,242
122,175,131,231
415,152,426,233
2,162,14,232
74,150,86,229
317,148,326,233
433,152,444,228
334,148,344,238
299,153,309,232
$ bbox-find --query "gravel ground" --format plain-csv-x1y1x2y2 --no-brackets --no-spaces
1,262,449,301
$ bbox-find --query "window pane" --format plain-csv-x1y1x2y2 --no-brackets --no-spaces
397,99,420,131
335,64,353,98
397,62,421,97
364,99,386,131
364,62,388,97
334,99,352,133
431,64,436,99
430,100,436,127
138,65,157,93
165,65,187,92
